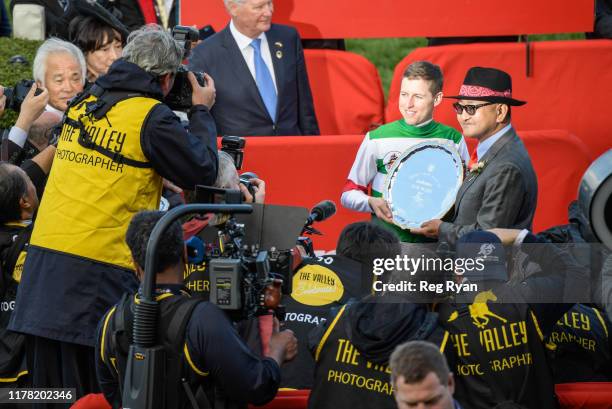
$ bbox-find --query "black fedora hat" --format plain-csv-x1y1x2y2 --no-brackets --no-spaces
445,67,526,106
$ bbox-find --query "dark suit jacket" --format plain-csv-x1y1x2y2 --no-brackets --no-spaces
439,127,538,246
188,23,319,136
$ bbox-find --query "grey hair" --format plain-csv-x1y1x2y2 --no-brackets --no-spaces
223,0,245,9
122,25,183,76
33,38,86,86
215,151,239,189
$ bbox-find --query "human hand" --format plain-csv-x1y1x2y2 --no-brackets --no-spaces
487,228,521,245
189,72,215,109
239,178,266,203
368,196,393,223
268,318,298,364
411,219,442,238
15,84,49,132
163,178,183,194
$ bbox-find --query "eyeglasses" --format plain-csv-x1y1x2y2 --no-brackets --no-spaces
452,102,495,115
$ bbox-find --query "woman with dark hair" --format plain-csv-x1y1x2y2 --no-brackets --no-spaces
69,15,125,82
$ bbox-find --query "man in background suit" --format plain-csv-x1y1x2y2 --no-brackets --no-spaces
188,0,319,136
412,67,537,246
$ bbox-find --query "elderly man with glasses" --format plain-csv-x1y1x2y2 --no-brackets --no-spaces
412,67,537,246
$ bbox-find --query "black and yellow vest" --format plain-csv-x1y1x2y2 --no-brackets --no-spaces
281,255,368,389
546,303,612,382
0,222,31,384
30,90,163,270
438,287,557,409
99,291,208,409
308,302,444,409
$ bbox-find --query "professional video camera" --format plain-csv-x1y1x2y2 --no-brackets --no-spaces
122,199,336,409
3,80,42,112
193,186,300,321
165,26,207,111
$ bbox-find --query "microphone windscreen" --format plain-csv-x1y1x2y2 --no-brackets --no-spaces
312,200,336,222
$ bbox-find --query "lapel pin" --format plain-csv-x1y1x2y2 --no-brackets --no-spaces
276,50,283,59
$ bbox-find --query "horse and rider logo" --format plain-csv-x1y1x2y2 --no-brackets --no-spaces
478,243,495,257
448,290,507,329
383,151,400,171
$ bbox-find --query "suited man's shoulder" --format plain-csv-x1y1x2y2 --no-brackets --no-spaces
484,131,536,185
191,24,297,55
501,130,534,164
192,26,229,52
268,23,300,39
188,26,231,70
488,128,524,158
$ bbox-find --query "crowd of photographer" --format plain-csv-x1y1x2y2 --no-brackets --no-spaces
0,13,225,405
0,1,610,409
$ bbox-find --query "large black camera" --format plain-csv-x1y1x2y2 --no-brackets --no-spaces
220,136,258,199
3,80,42,112
221,135,246,170
239,171,259,199
193,186,298,321
165,26,207,111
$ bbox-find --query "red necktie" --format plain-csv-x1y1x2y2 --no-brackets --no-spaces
468,149,479,169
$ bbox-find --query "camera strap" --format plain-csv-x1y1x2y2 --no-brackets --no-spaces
111,293,204,409
65,86,153,169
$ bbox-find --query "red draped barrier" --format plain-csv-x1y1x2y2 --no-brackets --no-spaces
385,40,612,159
236,130,590,250
70,394,110,409
247,384,612,409
556,383,612,409
304,49,384,135
248,390,310,409
180,0,593,39
70,383,612,409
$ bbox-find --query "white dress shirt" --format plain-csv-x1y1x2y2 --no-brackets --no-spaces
229,20,278,93
45,104,63,116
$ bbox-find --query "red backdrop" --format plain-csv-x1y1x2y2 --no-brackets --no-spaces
385,40,612,159
180,0,593,38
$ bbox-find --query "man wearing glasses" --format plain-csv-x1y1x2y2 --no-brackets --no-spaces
412,67,537,246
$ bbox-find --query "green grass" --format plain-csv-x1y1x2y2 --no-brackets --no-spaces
346,33,586,99
346,37,427,99
0,37,43,128
529,32,585,41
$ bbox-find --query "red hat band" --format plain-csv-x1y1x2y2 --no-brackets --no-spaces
459,85,512,99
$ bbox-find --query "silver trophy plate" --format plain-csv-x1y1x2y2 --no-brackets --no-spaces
383,141,464,229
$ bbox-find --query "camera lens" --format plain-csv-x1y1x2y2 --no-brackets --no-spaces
579,149,612,249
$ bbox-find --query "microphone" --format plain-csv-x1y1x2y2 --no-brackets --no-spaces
306,200,336,225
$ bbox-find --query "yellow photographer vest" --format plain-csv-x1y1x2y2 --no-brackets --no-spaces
31,93,163,270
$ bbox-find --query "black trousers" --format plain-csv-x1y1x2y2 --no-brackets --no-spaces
25,335,100,409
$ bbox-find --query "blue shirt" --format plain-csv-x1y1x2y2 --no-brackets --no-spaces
476,123,512,160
